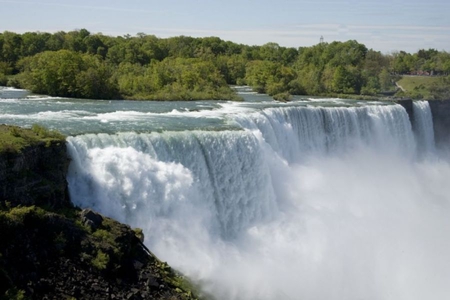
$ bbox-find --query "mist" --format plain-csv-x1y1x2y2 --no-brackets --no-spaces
67,103,450,299
138,147,449,300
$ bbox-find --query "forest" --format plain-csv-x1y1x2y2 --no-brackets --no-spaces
0,29,449,100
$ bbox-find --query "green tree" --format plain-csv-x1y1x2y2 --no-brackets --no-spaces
391,51,414,74
63,30,89,52
45,31,66,51
332,66,357,94
379,68,393,91
18,50,118,99
1,31,22,66
429,76,450,99
20,32,50,57
76,55,119,99
84,35,107,56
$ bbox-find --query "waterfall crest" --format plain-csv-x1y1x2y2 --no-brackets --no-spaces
67,130,277,238
413,100,436,154
67,102,447,300
233,104,416,162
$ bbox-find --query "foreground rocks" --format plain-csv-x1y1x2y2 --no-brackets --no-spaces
0,125,70,208
0,125,199,299
0,206,198,300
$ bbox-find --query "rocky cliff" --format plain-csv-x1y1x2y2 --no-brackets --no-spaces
395,100,450,151
0,141,70,208
0,206,198,300
428,100,450,150
0,125,200,300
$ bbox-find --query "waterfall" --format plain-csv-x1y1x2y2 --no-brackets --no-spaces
67,130,277,238
413,100,436,154
67,102,448,300
232,104,416,163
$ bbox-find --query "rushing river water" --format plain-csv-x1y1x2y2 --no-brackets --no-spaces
1,86,449,299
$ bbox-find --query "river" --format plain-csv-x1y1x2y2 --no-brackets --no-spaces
1,86,449,299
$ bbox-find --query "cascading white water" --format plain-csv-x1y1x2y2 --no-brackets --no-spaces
67,102,450,300
413,101,436,155
67,130,277,238
232,104,416,163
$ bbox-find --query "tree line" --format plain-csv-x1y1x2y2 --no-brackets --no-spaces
0,29,449,100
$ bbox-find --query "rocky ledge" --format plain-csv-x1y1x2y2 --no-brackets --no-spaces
0,125,70,208
0,125,199,299
0,206,198,299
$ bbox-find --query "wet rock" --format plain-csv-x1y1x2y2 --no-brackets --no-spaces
133,260,144,270
80,209,104,230
0,135,70,208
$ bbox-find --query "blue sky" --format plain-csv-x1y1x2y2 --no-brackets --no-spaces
1,0,449,53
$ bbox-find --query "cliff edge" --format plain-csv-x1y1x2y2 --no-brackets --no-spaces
0,125,199,300
0,125,69,208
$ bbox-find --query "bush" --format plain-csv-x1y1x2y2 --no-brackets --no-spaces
3,288,26,300
133,228,144,242
31,124,65,140
91,250,109,270
6,77,21,88
0,73,7,86
9,127,22,138
273,92,292,101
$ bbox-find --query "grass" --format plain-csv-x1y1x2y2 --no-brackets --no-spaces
395,76,443,99
316,93,383,100
0,124,65,154
126,88,243,101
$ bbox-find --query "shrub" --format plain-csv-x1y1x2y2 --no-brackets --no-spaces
31,124,65,140
0,73,7,86
133,228,144,242
273,92,292,102
9,127,22,138
91,250,109,270
6,77,21,88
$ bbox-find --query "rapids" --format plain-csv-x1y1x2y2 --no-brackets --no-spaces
67,102,449,300
1,86,448,299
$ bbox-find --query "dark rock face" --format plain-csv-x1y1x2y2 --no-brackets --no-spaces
396,99,450,151
0,141,70,208
81,209,104,230
0,139,199,299
429,100,450,150
395,99,414,123
0,207,198,300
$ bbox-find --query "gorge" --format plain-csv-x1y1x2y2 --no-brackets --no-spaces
1,87,450,299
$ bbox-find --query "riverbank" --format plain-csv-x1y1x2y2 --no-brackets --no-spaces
394,76,450,100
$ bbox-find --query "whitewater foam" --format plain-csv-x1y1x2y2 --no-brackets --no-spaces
67,102,448,300
413,101,436,155
0,110,95,120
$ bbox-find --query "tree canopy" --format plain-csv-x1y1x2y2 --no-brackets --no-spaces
1,29,449,100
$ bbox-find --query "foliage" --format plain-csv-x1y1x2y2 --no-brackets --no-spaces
6,76,21,88
1,29,450,100
133,228,145,242
395,76,448,99
31,124,65,140
0,125,65,154
244,60,298,95
429,76,450,100
0,204,200,299
115,57,240,100
0,73,6,86
292,41,368,95
0,205,47,225
91,250,110,270
17,50,119,99
1,288,26,300
273,92,292,101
